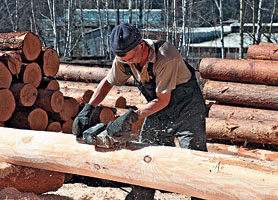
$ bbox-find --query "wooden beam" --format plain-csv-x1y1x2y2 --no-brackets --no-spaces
0,127,277,200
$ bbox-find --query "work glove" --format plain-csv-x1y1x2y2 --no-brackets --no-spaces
72,104,95,138
95,109,139,148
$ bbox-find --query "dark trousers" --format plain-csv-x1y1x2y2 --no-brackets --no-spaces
125,79,207,200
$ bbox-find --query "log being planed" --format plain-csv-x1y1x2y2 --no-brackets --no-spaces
0,31,41,61
0,127,277,200
203,80,278,109
206,118,278,144
208,104,278,121
200,58,278,85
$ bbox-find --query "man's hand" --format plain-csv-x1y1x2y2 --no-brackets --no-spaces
72,104,95,138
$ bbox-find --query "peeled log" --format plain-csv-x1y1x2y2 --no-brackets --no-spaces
207,143,278,162
200,58,278,85
0,89,15,121
203,80,278,109
37,48,59,77
0,162,64,194
0,127,277,200
62,119,73,134
19,63,42,87
208,104,278,121
247,45,278,60
0,61,12,89
206,117,278,144
10,83,38,107
9,108,48,131
46,122,62,132
0,31,41,61
35,89,64,112
56,64,135,85
39,77,60,91
0,51,22,77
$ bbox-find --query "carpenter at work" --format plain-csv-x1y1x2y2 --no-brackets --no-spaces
72,23,207,200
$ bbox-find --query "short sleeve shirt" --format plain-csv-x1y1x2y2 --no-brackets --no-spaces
106,39,191,94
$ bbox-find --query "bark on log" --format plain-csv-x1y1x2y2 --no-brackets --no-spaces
46,122,62,132
207,143,278,161
115,96,127,108
0,51,22,77
206,118,278,144
259,41,278,48
208,104,278,121
8,108,48,131
0,127,277,200
203,80,278,109
49,97,79,121
247,45,278,60
35,89,64,113
19,63,42,87
199,58,278,85
39,77,60,91
62,119,73,134
0,89,15,121
55,64,135,85
0,31,41,61
58,81,146,109
37,48,59,77
10,83,38,107
0,61,12,89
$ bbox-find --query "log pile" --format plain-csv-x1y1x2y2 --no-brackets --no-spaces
200,42,278,147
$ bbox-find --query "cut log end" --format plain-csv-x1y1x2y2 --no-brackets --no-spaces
23,63,42,87
28,108,48,131
59,98,79,121
115,96,127,109
1,52,22,76
99,108,115,125
62,119,73,134
82,90,94,104
42,48,60,77
0,89,15,121
0,61,12,89
22,32,42,61
51,91,64,113
11,83,38,107
46,122,62,132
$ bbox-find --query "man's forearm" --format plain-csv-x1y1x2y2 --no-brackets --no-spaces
135,92,171,119
89,77,113,107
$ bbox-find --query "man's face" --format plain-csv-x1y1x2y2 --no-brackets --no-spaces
116,44,141,64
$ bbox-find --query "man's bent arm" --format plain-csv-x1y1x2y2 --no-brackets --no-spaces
135,92,171,119
89,77,113,107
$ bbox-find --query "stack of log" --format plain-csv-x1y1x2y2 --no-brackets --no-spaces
200,42,278,147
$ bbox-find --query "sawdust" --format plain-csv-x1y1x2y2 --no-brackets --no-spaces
0,184,190,200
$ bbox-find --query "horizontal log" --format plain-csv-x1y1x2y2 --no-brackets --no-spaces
0,127,277,200
58,81,146,109
206,118,278,144
203,80,278,109
247,45,278,60
208,104,278,121
62,119,73,134
19,63,42,87
38,48,59,77
0,31,41,61
0,122,4,127
46,122,62,132
35,89,64,113
39,77,60,91
200,58,278,85
10,83,38,107
55,64,135,85
0,61,12,89
0,89,15,122
207,143,278,161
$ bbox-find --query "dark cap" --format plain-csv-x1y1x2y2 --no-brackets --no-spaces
110,23,142,56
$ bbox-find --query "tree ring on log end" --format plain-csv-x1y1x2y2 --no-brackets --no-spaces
28,108,48,131
0,89,15,121
43,48,60,77
51,91,64,113
0,61,12,89
23,32,42,61
23,63,42,87
20,84,38,107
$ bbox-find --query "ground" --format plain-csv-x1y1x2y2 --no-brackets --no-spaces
0,183,190,200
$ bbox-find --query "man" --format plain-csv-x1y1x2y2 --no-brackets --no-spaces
73,23,207,200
